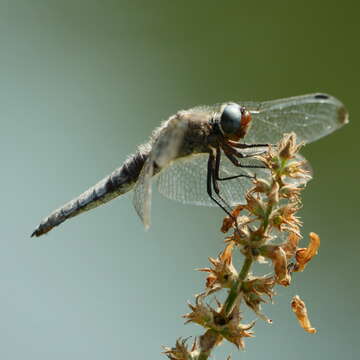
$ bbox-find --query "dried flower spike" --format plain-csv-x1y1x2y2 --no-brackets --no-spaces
165,133,322,359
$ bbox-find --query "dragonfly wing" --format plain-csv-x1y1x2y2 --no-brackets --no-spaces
157,152,271,207
156,153,214,206
132,115,188,227
132,157,154,228
190,94,347,145
157,149,311,207
243,93,348,144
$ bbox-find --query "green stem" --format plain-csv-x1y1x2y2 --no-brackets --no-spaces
263,203,273,231
224,256,253,315
198,352,210,360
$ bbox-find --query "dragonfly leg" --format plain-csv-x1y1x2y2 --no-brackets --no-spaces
207,150,233,217
224,151,266,170
214,147,254,181
207,149,242,236
227,141,274,149
221,142,266,160
221,144,266,169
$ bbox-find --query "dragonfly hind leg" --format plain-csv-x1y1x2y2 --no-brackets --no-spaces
206,149,244,235
206,150,234,218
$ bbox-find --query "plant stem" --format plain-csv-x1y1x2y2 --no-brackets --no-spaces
197,330,220,360
198,352,210,360
224,256,253,316
263,203,273,231
198,351,210,360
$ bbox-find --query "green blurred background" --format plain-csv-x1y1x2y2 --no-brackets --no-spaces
1,0,359,359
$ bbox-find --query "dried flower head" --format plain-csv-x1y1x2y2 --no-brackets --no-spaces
244,275,276,299
198,243,238,293
183,295,215,328
222,306,256,350
260,245,291,286
278,133,304,160
163,338,196,360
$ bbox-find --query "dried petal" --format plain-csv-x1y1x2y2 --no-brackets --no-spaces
221,206,244,233
282,232,301,259
260,245,291,286
291,295,317,334
294,232,320,272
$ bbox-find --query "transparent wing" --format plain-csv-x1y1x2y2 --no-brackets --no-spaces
157,150,311,207
191,93,348,144
157,152,267,207
132,115,187,227
132,157,154,228
156,154,211,206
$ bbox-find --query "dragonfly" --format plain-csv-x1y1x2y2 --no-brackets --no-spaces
31,93,348,237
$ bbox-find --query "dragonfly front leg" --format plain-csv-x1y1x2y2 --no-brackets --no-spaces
227,141,273,149
224,151,266,170
221,142,266,160
214,147,254,181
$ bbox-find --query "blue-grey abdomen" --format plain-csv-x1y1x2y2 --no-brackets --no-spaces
31,149,149,237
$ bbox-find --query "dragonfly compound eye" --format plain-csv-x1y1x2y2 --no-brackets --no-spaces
220,103,242,135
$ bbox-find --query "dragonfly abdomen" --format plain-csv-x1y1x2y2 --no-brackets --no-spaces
31,148,149,237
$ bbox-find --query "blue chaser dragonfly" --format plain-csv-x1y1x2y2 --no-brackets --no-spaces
31,93,348,237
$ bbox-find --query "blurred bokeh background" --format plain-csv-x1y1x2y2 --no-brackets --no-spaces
1,0,359,359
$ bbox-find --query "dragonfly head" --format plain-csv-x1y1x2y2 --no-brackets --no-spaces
219,103,252,141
